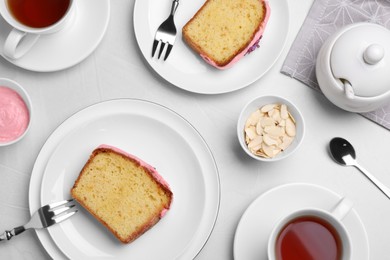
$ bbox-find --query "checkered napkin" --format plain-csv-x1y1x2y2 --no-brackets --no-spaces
281,0,390,130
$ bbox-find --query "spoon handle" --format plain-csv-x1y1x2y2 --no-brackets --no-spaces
355,163,390,200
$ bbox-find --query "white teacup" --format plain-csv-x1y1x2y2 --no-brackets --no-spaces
0,0,75,59
268,198,353,260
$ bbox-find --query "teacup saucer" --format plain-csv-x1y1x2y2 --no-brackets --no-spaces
234,183,369,260
0,0,110,72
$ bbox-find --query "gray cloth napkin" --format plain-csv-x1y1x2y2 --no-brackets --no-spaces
281,0,390,130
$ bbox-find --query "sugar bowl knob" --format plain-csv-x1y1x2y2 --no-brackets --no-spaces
363,44,385,65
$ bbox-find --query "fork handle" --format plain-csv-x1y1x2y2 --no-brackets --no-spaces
0,226,25,242
170,0,179,16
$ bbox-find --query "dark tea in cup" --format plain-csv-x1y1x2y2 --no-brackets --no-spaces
275,215,343,260
6,0,71,28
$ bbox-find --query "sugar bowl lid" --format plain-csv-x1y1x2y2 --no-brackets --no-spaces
330,23,390,97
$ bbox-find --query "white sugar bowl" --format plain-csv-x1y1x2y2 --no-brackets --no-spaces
316,22,390,113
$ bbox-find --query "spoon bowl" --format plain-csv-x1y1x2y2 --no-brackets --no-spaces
329,137,356,166
329,137,390,199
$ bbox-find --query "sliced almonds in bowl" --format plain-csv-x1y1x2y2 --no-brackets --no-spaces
238,95,304,162
244,103,296,158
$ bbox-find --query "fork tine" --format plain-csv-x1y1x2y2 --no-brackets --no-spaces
152,39,159,57
52,208,78,224
47,199,74,209
152,0,179,61
158,42,166,59
51,204,76,216
164,44,173,60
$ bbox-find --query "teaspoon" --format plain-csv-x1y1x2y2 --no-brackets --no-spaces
329,137,390,199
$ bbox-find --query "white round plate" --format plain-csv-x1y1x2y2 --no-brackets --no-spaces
29,99,220,259
234,183,369,260
0,0,110,72
133,0,289,94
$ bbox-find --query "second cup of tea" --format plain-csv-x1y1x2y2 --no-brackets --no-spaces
0,0,75,59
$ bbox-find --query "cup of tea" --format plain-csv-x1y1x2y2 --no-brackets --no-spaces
0,0,75,59
268,198,353,260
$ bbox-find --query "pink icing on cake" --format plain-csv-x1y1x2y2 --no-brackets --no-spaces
201,0,271,70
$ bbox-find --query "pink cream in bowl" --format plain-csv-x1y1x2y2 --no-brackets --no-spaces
0,79,31,145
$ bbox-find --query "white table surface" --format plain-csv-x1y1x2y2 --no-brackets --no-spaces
1,0,390,259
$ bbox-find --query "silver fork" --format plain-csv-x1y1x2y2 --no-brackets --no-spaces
152,0,179,61
0,199,77,242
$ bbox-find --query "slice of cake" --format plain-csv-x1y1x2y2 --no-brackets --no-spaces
182,0,270,69
71,145,173,244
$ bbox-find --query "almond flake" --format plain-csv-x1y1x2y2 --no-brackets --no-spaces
245,135,251,144
261,104,276,113
263,134,278,146
285,118,296,137
246,110,262,127
272,109,282,123
264,126,284,138
273,147,282,156
279,136,293,150
245,127,257,140
262,143,276,157
288,111,296,124
248,136,263,149
251,146,262,154
267,109,275,117
280,104,289,119
261,117,275,128
256,121,263,135
255,150,269,158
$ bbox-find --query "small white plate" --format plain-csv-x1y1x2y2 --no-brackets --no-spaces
0,0,110,72
133,0,289,94
234,183,369,260
29,99,220,259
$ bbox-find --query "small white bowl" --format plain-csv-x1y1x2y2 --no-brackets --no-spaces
0,78,32,146
237,95,305,162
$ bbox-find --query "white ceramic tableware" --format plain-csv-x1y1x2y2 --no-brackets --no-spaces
233,183,369,260
237,95,304,162
29,99,220,260
0,78,32,146
0,0,75,59
0,0,110,72
133,0,289,94
316,22,390,113
268,198,353,260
